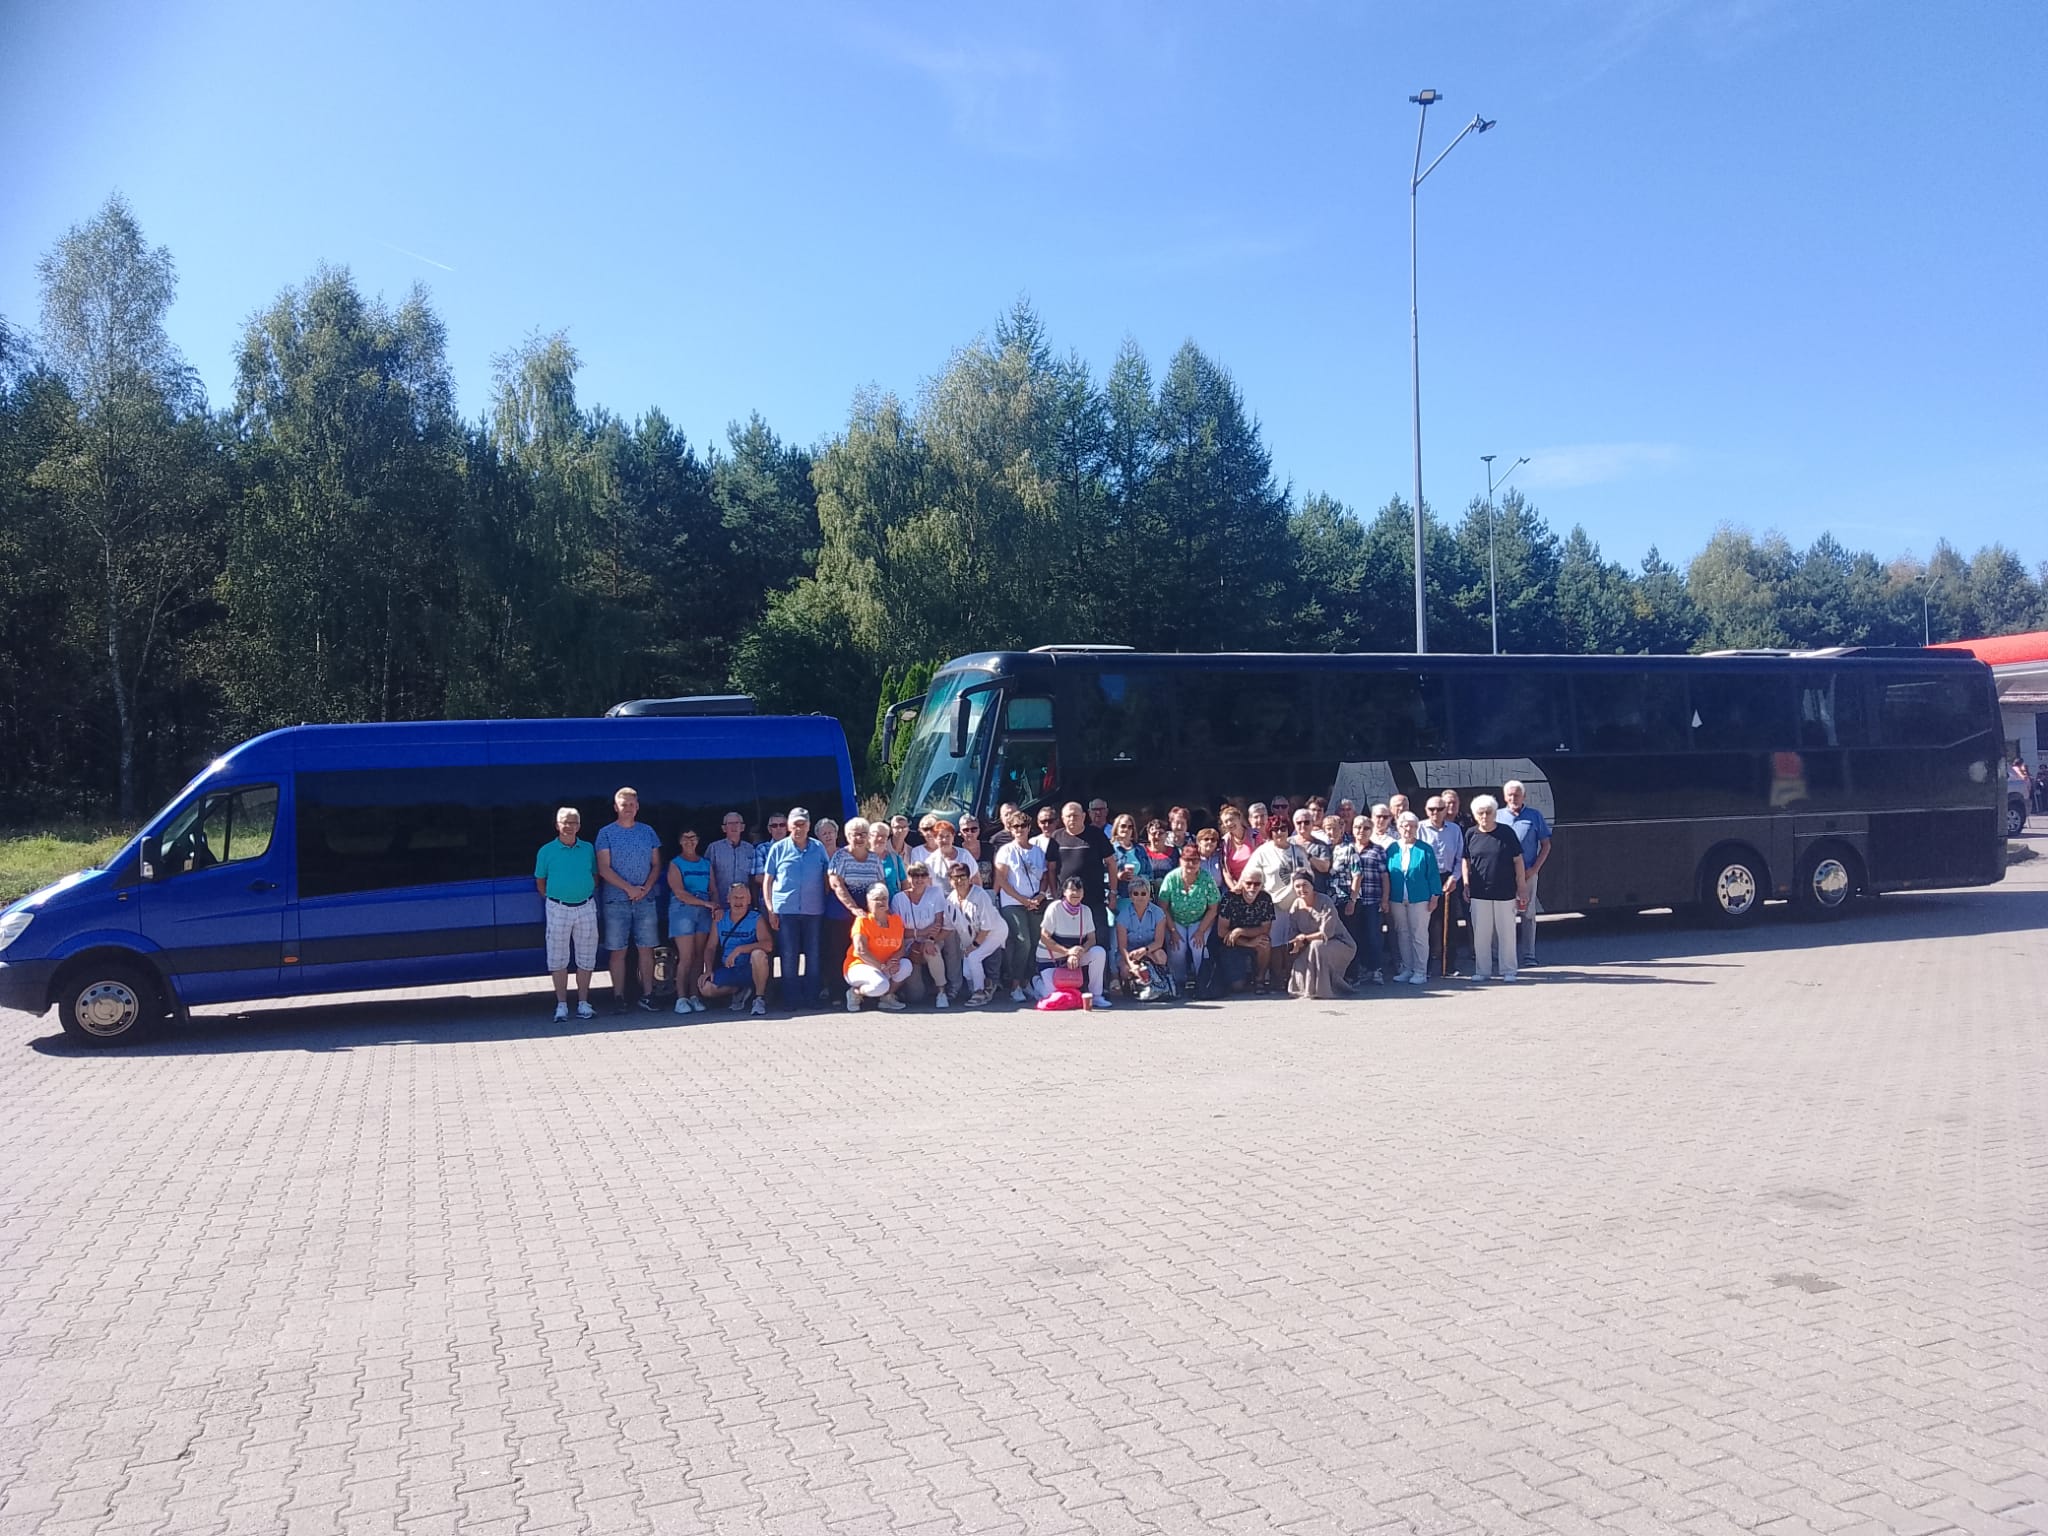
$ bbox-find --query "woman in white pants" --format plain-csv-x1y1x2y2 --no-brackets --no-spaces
845,884,911,1011
1036,876,1111,1007
942,862,1007,1005
1460,795,1529,982
1384,812,1440,986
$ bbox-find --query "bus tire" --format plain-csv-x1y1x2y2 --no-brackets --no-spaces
1792,843,1859,921
1698,847,1768,927
55,957,165,1048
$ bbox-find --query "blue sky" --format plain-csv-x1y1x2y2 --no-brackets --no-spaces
3,0,2043,570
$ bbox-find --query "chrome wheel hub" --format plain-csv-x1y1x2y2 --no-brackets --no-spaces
76,980,140,1037
1810,857,1850,907
1716,864,1758,916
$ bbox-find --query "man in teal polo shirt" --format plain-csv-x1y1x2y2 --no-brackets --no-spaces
536,807,599,1023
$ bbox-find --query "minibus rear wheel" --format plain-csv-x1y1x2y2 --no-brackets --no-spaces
56,959,165,1047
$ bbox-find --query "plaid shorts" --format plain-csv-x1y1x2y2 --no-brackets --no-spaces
545,899,598,972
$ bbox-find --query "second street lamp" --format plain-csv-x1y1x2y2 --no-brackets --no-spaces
1482,453,1528,655
1408,89,1495,654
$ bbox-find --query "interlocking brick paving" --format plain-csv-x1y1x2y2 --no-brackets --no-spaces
2,848,2044,1535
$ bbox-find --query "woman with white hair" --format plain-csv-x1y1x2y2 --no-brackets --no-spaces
1384,811,1440,986
1461,795,1529,982
827,816,887,996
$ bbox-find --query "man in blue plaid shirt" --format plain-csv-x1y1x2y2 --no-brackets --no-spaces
1331,814,1387,985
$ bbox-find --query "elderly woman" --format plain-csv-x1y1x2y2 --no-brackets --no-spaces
1216,868,1279,993
1140,819,1177,885
1165,805,1192,849
1281,868,1356,999
913,818,977,884
1218,806,1258,893
1461,794,1530,983
1109,813,1146,903
957,815,987,881
844,882,910,1012
1114,876,1175,1000
827,816,887,986
1385,811,1441,986
1037,875,1111,1008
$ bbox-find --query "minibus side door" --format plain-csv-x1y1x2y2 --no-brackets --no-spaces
139,781,288,1005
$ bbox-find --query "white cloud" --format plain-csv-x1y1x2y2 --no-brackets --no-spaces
1521,442,1686,489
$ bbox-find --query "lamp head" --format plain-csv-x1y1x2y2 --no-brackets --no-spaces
1476,116,1497,132
1410,89,1441,105
1481,454,1496,466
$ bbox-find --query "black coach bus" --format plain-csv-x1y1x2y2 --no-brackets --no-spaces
885,646,2007,924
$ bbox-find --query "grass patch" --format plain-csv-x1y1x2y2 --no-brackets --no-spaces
0,823,135,905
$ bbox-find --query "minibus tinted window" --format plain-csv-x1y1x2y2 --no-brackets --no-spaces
1877,675,1986,747
298,770,492,898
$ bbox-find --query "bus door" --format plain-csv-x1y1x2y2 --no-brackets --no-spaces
139,781,288,1004
989,694,1057,815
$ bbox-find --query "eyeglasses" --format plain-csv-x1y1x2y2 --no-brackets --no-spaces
960,823,979,833
1425,805,1443,813
949,872,971,881
909,870,930,878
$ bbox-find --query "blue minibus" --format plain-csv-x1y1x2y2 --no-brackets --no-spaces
0,714,855,1046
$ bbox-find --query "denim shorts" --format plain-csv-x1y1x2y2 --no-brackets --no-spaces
669,903,713,938
602,896,659,948
710,961,751,989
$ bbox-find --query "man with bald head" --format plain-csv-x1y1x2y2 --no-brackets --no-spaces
1043,799,1117,933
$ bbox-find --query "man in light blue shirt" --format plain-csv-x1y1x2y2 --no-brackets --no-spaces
597,787,663,1012
1502,780,1553,966
759,807,830,1008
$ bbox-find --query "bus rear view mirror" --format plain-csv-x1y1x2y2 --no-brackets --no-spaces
950,695,972,758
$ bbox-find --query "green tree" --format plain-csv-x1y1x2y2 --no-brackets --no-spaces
1553,526,1639,653
1686,526,1796,649
227,267,464,728
32,196,222,816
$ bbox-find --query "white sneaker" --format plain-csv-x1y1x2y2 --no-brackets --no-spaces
878,995,907,1012
674,999,691,1015
936,992,950,1009
1092,994,1113,1009
1408,975,1427,986
1010,986,1027,1003
750,997,767,1015
575,1001,595,1019
1389,971,1411,984
553,1003,569,1023
846,987,862,1013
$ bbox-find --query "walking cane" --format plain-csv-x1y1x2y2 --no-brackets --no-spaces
1440,886,1450,978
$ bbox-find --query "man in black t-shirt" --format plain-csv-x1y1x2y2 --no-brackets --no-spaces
1044,800,1117,928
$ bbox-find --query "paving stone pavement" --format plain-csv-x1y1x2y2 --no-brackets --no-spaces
2,849,2044,1536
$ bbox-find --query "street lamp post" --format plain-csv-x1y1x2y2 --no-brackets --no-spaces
1481,453,1528,655
1408,89,1494,655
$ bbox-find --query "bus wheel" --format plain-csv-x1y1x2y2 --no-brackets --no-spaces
1700,850,1766,926
56,959,164,1048
1793,844,1858,921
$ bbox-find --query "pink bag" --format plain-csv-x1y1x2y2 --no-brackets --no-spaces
1035,987,1085,1011
1051,966,1085,993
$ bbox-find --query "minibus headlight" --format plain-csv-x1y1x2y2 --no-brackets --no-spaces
0,911,32,954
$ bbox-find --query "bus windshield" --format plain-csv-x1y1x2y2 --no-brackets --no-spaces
891,672,996,818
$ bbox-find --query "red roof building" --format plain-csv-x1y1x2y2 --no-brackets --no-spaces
1941,632,2048,766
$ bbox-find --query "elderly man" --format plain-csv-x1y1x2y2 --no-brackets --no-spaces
535,807,599,1023
1421,795,1466,979
1045,800,1117,934
1501,780,1553,967
759,807,830,1008
750,811,789,902
597,787,663,1013
708,811,754,910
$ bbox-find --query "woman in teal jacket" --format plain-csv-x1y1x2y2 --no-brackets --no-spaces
1384,812,1440,986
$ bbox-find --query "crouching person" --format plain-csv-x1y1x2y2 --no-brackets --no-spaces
1037,876,1111,1009
845,882,911,1012
698,884,772,1015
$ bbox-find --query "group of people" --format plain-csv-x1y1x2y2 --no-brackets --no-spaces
530,782,1556,1021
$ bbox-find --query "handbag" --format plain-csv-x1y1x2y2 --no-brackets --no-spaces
1051,966,1085,993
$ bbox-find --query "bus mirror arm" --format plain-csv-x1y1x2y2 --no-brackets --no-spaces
881,694,924,766
139,835,161,883
950,695,972,758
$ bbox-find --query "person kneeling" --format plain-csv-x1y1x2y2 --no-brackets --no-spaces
1037,876,1111,1009
845,883,912,1012
1216,871,1281,993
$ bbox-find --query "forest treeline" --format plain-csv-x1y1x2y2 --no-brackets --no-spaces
3,197,2043,819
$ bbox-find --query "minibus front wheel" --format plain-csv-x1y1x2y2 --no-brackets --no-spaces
56,957,165,1047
